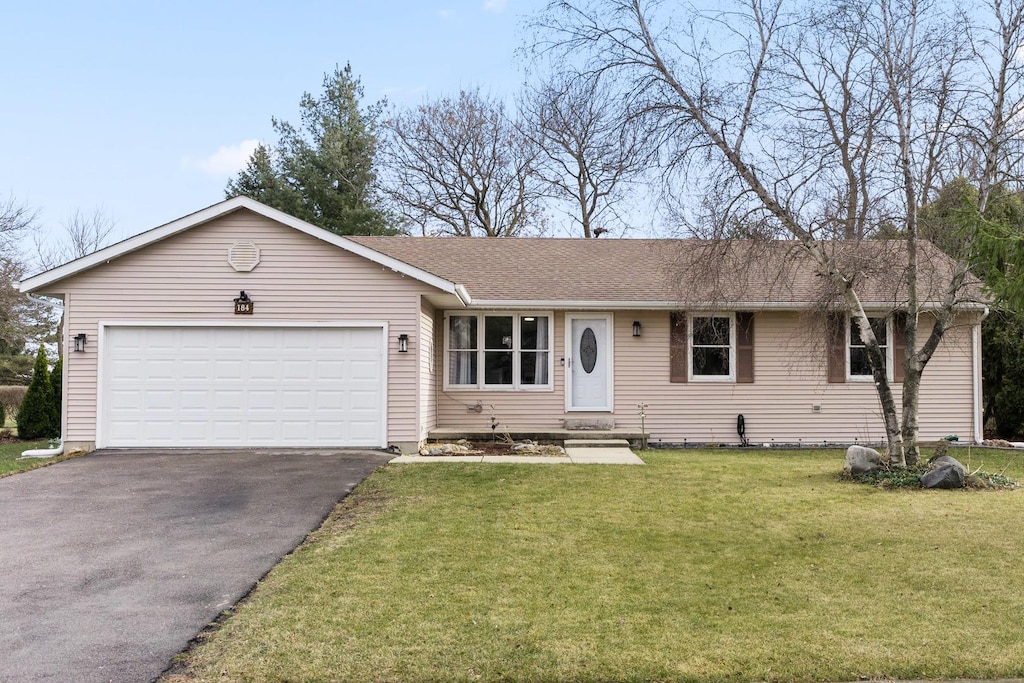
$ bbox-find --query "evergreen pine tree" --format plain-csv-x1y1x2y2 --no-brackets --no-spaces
48,355,62,437
16,346,54,439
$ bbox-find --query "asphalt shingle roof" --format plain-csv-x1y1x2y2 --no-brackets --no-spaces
347,236,984,308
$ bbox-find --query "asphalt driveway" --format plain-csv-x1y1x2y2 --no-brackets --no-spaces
0,448,391,683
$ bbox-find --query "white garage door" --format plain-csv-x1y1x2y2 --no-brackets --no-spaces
100,326,386,448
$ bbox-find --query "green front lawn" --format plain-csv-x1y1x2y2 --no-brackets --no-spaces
166,448,1024,683
0,440,61,477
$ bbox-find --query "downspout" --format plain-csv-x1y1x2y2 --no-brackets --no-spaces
973,306,990,444
20,442,64,459
19,294,68,459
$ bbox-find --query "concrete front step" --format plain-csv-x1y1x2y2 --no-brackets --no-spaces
563,439,632,448
427,429,644,447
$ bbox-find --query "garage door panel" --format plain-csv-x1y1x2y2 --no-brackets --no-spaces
213,359,244,381
247,390,278,411
281,359,313,381
102,326,385,448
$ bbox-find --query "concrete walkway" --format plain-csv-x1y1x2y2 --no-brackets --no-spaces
390,439,644,465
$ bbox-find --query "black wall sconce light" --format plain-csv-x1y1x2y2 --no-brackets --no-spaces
73,333,87,352
398,333,409,353
632,321,642,337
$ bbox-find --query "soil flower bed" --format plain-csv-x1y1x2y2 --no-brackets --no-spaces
417,439,566,457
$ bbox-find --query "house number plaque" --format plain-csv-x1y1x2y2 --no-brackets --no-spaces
233,291,254,315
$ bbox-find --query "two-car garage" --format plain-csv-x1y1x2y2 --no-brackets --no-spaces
98,325,386,448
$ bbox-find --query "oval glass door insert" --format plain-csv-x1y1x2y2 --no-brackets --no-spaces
580,327,598,373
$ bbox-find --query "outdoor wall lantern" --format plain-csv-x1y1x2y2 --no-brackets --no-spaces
632,321,642,337
73,333,87,352
398,334,409,353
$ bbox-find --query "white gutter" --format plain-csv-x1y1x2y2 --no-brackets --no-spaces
26,294,64,310
20,440,64,459
462,299,989,311
454,284,472,307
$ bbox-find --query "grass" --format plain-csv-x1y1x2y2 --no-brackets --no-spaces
165,448,1024,683
0,440,64,477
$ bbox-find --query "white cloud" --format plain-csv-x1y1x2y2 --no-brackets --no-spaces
483,0,507,13
437,7,453,18
183,139,260,176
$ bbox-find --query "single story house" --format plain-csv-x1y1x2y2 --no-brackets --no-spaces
19,196,986,453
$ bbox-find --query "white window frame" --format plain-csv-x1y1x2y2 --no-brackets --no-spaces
847,315,893,382
688,312,736,382
443,311,554,391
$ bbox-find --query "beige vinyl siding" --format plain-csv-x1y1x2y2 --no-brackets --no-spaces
419,299,437,440
435,310,977,443
57,209,432,446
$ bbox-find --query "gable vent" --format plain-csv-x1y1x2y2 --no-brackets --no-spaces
228,241,261,272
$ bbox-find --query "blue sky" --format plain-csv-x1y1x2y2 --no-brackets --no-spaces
1,0,543,251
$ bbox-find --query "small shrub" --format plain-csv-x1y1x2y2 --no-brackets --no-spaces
0,385,28,421
49,356,62,433
16,347,56,440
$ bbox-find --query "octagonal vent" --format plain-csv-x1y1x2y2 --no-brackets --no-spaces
228,240,260,272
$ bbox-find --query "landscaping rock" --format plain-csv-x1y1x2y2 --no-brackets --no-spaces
920,463,965,489
845,445,882,473
419,442,473,456
927,454,967,477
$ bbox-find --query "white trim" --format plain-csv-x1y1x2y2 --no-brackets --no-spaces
688,312,736,382
973,321,984,444
565,313,615,412
19,196,465,301
466,299,989,311
846,315,893,382
441,311,554,391
95,320,389,449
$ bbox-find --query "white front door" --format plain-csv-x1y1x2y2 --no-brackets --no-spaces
566,314,613,411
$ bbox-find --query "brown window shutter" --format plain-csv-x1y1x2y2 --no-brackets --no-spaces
827,313,846,383
892,312,907,383
736,312,755,383
670,311,687,383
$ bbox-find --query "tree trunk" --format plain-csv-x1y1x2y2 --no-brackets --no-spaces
851,307,905,466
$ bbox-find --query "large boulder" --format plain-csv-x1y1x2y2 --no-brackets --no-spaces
845,445,882,474
920,463,965,489
927,454,967,477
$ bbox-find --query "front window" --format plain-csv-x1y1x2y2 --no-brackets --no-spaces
690,314,734,381
446,313,552,389
849,317,888,379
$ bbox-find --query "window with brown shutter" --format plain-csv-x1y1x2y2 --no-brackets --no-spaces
736,312,755,383
669,311,687,383
827,313,846,383
892,312,906,383
830,313,899,383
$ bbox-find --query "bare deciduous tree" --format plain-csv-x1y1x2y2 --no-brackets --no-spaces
0,194,37,258
382,88,545,237
535,0,1023,465
0,195,50,378
35,207,118,271
521,73,650,237
32,207,118,358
